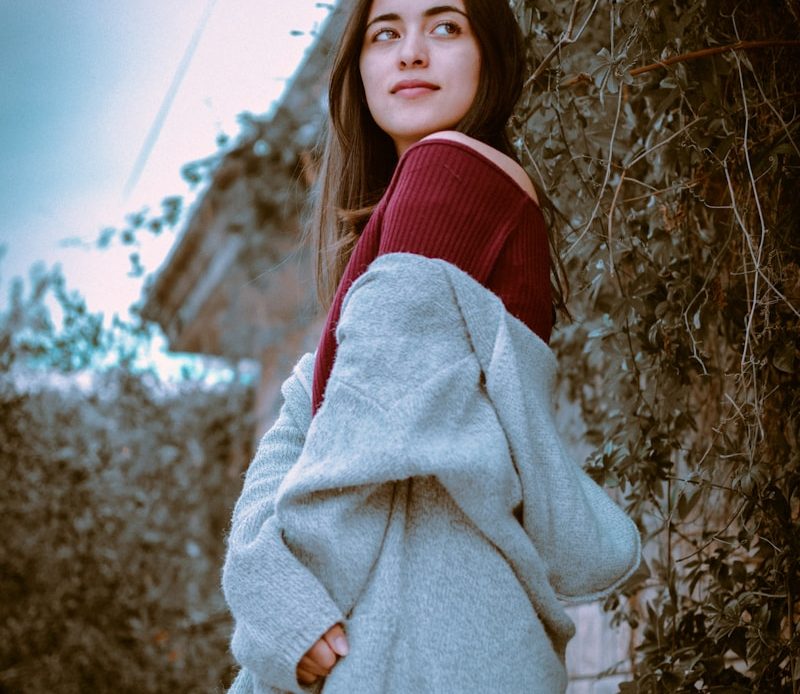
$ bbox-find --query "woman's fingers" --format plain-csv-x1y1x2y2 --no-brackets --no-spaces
296,623,349,686
299,653,331,677
323,623,350,656
305,635,338,671
296,665,318,685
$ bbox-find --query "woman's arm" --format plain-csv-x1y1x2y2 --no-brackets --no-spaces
282,254,639,613
273,256,489,607
222,355,345,694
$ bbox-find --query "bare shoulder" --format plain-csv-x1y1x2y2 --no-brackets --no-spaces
420,131,539,204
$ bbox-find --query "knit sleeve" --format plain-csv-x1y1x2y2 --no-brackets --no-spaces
277,254,554,605
275,257,493,615
221,355,344,694
280,254,638,635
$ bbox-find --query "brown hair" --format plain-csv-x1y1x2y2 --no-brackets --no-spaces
308,0,568,314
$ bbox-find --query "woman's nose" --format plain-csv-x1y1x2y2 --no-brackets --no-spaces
398,32,428,68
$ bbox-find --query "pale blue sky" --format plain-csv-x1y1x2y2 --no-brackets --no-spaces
0,0,332,325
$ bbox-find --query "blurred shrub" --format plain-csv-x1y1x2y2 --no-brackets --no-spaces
0,266,253,692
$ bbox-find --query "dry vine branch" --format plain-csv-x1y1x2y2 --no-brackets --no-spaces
564,86,624,260
731,52,769,441
749,69,800,158
676,500,747,562
625,118,703,169
523,0,601,88
560,40,800,88
606,171,626,277
629,39,800,76
722,163,800,321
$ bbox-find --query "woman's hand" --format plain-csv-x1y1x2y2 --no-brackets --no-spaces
296,622,350,686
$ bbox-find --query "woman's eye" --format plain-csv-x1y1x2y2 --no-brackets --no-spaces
432,21,461,36
373,27,398,42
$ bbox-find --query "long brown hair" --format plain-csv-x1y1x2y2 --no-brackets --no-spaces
309,0,568,314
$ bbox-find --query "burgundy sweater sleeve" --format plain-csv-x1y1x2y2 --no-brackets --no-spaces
378,140,529,284
487,202,553,343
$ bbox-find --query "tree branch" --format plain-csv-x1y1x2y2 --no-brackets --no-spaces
630,39,800,76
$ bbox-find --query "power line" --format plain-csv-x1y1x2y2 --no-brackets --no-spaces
122,0,219,201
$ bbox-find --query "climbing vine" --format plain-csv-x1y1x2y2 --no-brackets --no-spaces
512,0,799,690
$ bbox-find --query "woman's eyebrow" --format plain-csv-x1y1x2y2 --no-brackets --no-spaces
365,5,468,31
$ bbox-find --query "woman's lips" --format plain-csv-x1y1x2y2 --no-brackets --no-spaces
391,80,440,97
393,86,438,98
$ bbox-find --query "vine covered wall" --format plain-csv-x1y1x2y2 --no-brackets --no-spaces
512,0,799,690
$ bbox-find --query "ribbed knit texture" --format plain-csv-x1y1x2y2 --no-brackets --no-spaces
312,138,551,414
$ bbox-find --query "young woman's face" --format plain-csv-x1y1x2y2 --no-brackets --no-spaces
359,0,481,155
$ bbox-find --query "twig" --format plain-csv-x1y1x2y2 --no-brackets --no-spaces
724,392,747,422
606,171,626,276
622,316,654,415
677,500,747,562
566,86,625,259
520,137,549,193
554,101,597,200
608,118,703,272
625,117,703,169
630,40,800,77
722,164,800,321
735,52,768,372
732,51,771,445
681,222,737,375
683,307,709,375
744,591,788,599
524,0,601,89
750,71,800,157
623,179,699,203
666,474,737,494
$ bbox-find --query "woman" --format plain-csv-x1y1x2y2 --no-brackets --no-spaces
222,1,640,692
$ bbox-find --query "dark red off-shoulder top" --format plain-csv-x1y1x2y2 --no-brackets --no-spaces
312,138,552,414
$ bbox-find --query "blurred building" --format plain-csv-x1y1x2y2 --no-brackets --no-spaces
142,4,349,436
141,3,635,690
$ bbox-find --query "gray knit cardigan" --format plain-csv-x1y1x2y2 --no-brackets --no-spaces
222,253,641,694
